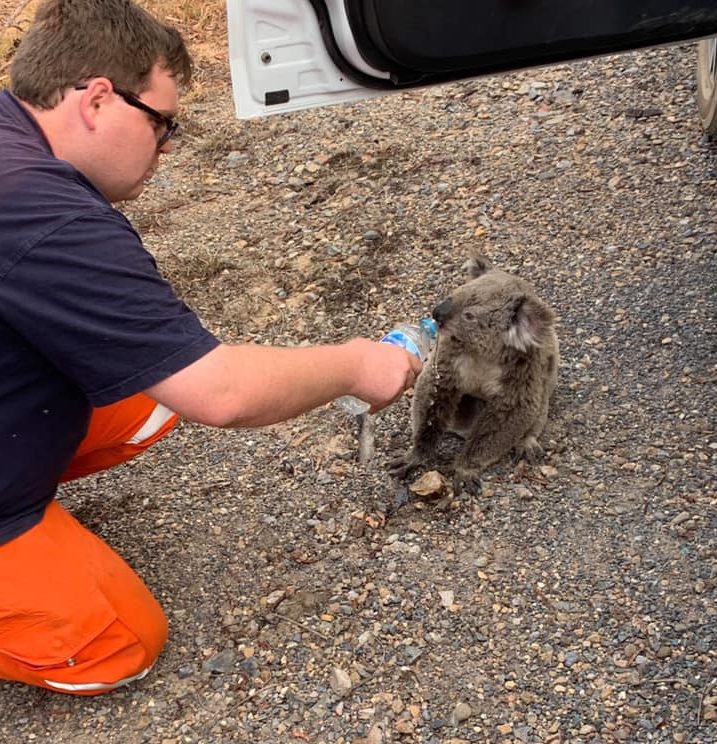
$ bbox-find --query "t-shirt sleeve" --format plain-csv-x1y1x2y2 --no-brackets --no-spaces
1,209,220,406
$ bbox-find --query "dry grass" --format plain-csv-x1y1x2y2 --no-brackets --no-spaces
0,0,39,85
0,0,228,89
159,245,240,292
144,0,226,37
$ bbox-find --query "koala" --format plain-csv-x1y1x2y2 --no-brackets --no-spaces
389,255,559,494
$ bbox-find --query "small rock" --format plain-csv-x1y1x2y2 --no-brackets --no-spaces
263,589,286,610
409,470,448,497
403,645,423,663
353,723,384,744
395,718,415,735
514,486,534,500
225,150,248,167
451,702,473,725
348,512,367,537
670,511,691,527
202,649,236,674
439,590,455,608
329,667,352,697
239,657,259,677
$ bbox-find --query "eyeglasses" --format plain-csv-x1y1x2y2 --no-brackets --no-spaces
74,83,178,148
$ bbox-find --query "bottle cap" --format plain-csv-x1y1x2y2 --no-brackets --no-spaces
419,317,438,338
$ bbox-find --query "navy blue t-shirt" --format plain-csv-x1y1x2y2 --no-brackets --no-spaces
0,91,220,544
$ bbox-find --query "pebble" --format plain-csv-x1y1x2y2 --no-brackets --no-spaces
451,702,473,725
224,150,248,167
201,649,236,674
176,665,195,679
394,719,415,734
328,667,352,697
239,657,259,677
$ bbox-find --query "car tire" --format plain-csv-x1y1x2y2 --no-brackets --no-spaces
697,37,717,134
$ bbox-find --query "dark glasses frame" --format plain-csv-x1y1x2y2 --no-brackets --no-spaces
74,82,178,148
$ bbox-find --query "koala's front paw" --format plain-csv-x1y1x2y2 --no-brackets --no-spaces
515,436,544,465
452,467,483,496
387,451,422,480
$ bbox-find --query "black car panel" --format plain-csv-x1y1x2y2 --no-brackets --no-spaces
335,0,717,87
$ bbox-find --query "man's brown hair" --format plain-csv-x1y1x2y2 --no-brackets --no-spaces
10,0,193,108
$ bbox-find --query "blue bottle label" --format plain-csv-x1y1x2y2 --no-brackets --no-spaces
380,331,421,359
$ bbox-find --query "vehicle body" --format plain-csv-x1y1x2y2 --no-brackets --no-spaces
227,0,717,132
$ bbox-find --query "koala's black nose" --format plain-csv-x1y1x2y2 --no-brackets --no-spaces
432,298,454,327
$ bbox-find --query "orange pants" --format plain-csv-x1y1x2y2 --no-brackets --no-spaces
0,393,178,695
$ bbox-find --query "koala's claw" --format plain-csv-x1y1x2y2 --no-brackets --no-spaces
452,469,483,496
387,452,421,480
515,436,544,465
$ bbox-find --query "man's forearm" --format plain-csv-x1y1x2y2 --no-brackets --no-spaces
146,342,360,427
206,342,362,427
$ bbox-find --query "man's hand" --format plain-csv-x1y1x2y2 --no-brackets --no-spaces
342,338,423,413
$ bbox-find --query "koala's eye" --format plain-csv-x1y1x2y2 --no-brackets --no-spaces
462,309,476,322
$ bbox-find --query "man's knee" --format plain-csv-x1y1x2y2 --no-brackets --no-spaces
0,607,168,696
42,609,169,696
0,500,169,696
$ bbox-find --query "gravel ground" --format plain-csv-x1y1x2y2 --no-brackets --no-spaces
1,38,716,744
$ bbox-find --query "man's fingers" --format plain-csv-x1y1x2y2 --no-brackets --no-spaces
406,352,423,387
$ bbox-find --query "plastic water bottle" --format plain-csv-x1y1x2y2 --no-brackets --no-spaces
336,317,439,415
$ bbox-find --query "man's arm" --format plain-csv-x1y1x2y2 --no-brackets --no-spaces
145,339,422,428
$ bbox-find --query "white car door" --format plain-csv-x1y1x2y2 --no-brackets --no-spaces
227,0,717,130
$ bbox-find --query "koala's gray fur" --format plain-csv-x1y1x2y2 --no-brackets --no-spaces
389,255,559,493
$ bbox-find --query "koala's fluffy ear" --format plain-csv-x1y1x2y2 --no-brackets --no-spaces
506,295,555,352
463,255,494,279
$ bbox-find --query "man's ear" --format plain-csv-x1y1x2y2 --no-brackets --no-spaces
76,78,113,131
505,295,555,352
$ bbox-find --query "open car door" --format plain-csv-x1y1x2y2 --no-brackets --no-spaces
697,37,717,133
227,0,717,130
